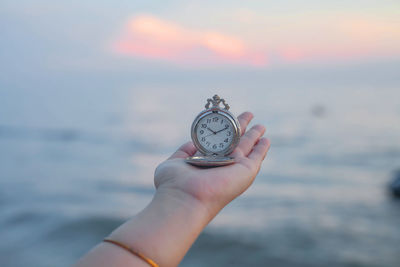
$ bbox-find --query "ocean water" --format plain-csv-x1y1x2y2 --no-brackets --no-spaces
0,64,400,266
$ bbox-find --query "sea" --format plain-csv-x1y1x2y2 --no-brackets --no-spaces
0,62,399,266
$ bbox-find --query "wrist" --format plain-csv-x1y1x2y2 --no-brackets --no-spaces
108,185,214,267
154,185,217,222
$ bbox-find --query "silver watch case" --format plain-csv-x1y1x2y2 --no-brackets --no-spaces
185,155,236,167
190,107,241,157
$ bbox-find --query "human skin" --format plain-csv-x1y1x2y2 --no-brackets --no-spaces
75,112,270,267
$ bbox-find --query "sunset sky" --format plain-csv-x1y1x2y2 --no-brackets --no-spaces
112,3,400,67
1,0,399,69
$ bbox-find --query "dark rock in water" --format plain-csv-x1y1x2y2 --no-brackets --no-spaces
310,104,326,118
389,170,400,198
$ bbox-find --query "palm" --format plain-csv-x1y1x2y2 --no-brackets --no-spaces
154,112,270,210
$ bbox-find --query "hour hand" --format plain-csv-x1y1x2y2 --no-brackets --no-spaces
207,127,216,134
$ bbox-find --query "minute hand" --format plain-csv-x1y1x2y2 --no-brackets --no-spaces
215,126,229,134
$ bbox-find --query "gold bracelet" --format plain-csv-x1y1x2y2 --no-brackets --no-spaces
103,238,159,267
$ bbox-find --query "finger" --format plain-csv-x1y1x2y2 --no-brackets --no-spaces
234,124,265,157
168,141,197,159
248,137,270,163
237,112,253,136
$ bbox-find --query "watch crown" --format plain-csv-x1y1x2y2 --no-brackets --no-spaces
205,94,230,110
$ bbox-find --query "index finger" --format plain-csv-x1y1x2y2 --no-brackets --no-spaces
237,112,254,135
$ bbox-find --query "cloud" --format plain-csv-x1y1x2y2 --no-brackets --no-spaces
111,13,400,67
112,14,267,66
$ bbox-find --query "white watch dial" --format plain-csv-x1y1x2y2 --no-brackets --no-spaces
196,113,235,153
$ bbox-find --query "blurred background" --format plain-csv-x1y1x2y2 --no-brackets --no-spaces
1,1,400,266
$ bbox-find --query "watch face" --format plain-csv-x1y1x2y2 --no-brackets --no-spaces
195,112,235,154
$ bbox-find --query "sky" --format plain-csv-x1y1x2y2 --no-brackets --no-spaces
1,0,399,72
112,1,400,66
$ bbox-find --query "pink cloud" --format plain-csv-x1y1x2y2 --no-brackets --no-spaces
111,13,400,67
112,14,267,66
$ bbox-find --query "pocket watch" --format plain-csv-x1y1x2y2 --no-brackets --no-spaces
185,95,241,167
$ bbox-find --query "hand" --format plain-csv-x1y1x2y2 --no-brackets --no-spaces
76,112,270,267
154,112,270,218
